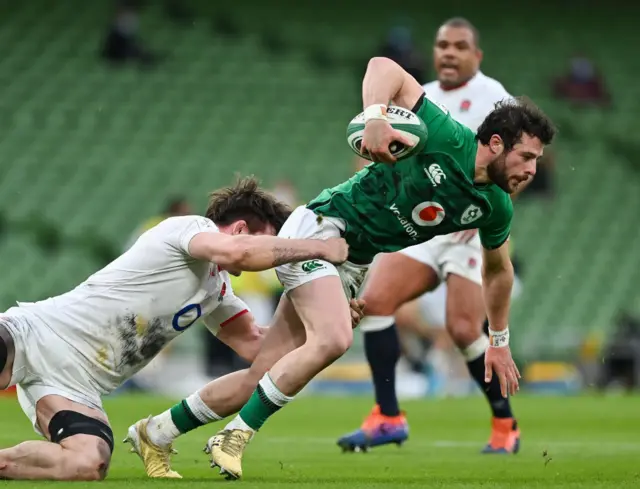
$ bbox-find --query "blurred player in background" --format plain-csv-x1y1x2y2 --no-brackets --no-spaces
0,178,351,481
339,17,522,454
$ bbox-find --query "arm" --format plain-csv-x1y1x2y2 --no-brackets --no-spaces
362,57,425,111
481,241,514,335
188,233,346,271
215,311,265,363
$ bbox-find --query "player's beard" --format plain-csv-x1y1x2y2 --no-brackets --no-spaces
486,155,512,193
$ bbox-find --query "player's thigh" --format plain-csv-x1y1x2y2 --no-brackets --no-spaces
360,249,440,316
288,275,353,354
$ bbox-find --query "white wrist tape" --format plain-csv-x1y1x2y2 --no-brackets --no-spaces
363,104,388,123
488,327,509,348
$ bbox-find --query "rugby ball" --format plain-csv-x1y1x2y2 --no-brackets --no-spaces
347,106,428,161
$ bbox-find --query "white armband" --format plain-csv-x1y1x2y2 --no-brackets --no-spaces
488,327,509,348
363,104,388,124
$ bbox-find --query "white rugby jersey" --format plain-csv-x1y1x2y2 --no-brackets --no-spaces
11,216,248,394
423,71,511,132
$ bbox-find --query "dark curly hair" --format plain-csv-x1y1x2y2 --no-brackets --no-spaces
205,176,291,233
476,96,557,151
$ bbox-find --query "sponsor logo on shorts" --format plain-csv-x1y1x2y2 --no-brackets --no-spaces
460,204,483,225
389,203,418,239
411,201,445,227
301,260,326,273
425,164,446,187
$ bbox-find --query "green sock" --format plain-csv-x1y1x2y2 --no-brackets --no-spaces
237,385,281,431
234,374,293,431
170,399,204,433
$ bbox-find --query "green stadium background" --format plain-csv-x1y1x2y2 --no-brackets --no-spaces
1,0,638,395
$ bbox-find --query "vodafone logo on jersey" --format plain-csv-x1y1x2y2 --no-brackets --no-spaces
411,201,445,227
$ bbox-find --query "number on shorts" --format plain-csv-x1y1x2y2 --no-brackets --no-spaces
172,303,202,332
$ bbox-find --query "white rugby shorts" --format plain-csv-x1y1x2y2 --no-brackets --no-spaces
1,311,105,435
400,231,483,286
275,206,369,300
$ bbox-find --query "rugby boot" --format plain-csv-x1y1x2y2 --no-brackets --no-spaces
481,417,521,454
124,417,182,478
337,405,409,452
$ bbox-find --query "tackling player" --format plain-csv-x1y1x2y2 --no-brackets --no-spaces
0,178,352,481
338,17,523,454
127,56,556,480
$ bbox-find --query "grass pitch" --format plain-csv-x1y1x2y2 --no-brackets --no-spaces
0,393,638,488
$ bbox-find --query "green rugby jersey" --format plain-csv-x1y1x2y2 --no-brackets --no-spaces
307,96,512,264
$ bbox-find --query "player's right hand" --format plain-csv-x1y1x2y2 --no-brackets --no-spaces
349,299,366,328
361,119,415,164
321,237,349,265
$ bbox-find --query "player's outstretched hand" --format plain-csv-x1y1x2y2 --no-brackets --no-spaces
321,237,349,265
349,299,366,328
361,119,415,163
484,345,521,397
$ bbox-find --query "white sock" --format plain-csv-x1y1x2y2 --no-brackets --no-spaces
258,372,294,407
146,391,222,447
461,334,490,361
224,415,255,433
359,315,395,333
186,390,223,424
146,410,181,448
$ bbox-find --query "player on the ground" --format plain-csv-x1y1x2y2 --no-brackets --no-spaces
338,17,524,454
0,178,355,481
126,56,556,480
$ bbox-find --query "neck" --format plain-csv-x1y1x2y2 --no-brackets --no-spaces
474,145,493,184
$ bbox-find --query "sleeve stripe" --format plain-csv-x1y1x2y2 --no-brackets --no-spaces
483,235,510,250
410,96,425,113
220,309,249,328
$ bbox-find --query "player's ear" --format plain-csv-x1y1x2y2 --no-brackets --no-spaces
231,220,249,235
489,134,504,156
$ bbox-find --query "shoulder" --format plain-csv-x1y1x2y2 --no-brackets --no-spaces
142,216,219,251
421,80,440,95
157,215,218,233
473,72,512,102
487,188,513,220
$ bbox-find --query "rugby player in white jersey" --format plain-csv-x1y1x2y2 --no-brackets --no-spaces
0,177,354,481
338,17,521,454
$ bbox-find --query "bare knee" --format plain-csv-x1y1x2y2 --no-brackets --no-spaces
71,454,109,481
446,316,483,350
308,324,353,361
60,438,111,481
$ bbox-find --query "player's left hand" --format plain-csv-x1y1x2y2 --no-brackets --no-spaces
361,119,415,163
484,345,520,397
349,299,366,328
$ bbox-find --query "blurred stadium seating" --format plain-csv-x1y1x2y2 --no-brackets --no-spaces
0,0,639,365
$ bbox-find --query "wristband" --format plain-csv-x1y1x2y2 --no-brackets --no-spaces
488,327,509,348
363,104,388,123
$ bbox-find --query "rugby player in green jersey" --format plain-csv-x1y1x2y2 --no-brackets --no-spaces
126,56,556,480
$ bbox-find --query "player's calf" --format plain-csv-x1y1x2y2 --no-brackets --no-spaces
0,410,113,480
